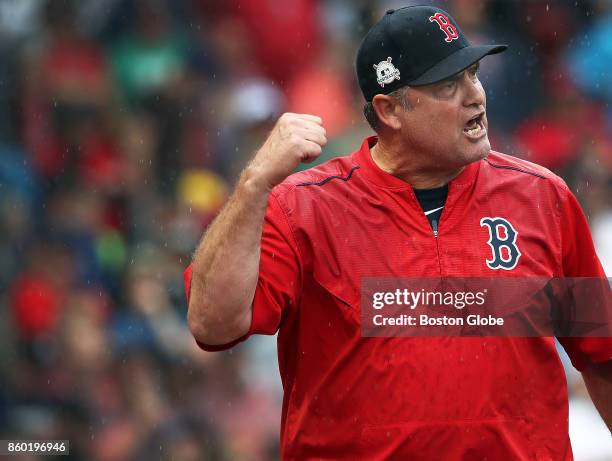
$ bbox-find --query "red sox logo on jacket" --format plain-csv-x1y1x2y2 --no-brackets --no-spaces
480,217,522,270
429,13,459,43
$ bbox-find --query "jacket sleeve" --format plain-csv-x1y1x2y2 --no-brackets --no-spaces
556,186,612,370
184,192,303,351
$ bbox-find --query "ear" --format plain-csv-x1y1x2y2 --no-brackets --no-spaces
371,93,404,131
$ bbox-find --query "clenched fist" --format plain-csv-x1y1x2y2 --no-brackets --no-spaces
247,113,327,191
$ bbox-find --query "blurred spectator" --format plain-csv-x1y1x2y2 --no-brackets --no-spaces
229,0,321,86
566,1,612,105
22,0,116,185
10,243,73,348
513,65,608,172
110,0,195,194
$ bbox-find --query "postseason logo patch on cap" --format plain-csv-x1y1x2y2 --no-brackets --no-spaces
374,57,401,88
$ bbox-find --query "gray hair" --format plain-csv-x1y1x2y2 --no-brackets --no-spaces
363,86,411,132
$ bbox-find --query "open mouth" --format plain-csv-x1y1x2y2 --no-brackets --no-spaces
463,113,486,138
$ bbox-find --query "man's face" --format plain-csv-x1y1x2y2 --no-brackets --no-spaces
398,62,489,170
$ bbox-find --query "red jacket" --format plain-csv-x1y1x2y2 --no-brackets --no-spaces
185,137,611,460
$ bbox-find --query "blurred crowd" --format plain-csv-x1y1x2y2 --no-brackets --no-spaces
0,0,610,460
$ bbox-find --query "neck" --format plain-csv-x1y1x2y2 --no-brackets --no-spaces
371,137,463,189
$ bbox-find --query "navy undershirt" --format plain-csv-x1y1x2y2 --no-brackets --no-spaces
413,185,448,234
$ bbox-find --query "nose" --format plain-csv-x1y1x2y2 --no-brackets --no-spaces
462,73,485,108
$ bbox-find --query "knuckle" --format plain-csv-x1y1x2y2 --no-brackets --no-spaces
288,133,302,147
279,124,295,141
278,113,293,127
310,144,322,155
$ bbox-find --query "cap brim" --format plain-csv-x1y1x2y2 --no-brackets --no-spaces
408,44,507,86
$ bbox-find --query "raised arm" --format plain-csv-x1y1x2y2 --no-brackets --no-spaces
187,113,326,345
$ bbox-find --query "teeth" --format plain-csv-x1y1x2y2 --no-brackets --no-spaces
465,117,480,133
466,122,483,136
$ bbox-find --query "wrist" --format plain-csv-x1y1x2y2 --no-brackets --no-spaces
241,165,274,196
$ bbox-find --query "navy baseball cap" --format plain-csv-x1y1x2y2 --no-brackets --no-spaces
356,6,507,101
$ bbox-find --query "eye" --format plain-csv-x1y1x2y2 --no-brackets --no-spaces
434,79,457,99
441,80,456,93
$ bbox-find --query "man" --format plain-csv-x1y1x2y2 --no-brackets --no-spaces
185,6,612,460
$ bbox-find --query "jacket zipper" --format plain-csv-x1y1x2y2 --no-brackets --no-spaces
431,218,443,274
